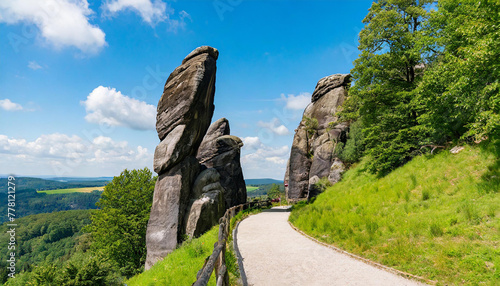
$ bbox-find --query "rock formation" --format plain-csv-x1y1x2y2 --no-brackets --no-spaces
184,168,225,238
285,74,351,200
197,118,247,208
145,46,246,270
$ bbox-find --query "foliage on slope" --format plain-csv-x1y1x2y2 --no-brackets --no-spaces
0,177,106,224
290,143,499,285
0,210,92,283
339,0,499,175
0,168,157,285
88,168,156,277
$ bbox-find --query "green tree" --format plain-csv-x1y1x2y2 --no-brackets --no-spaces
335,120,365,164
416,0,500,143
340,0,434,174
11,252,123,286
267,184,281,200
88,168,156,277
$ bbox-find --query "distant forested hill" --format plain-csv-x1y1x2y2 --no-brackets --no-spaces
0,177,108,223
246,183,285,198
245,178,283,185
0,210,91,284
0,177,108,193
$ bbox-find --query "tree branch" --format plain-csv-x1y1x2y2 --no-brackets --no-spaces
420,144,445,154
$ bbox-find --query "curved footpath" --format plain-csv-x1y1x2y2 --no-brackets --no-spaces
235,206,426,286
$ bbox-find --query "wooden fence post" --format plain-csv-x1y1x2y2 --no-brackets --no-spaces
213,241,220,279
193,199,269,286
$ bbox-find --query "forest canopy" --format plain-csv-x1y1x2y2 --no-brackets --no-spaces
338,0,499,174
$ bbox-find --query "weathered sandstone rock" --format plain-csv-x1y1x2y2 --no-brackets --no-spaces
328,158,345,184
285,74,351,200
146,46,219,270
185,168,225,238
287,128,312,199
197,118,230,164
198,123,247,207
145,156,199,270
146,46,247,270
155,46,218,162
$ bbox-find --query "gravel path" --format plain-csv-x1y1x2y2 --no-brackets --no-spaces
235,206,426,286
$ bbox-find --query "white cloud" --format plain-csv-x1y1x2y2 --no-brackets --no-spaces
166,10,191,33
103,0,190,30
0,133,152,176
241,136,262,150
0,133,86,159
257,118,289,136
0,0,106,54
104,0,167,25
28,61,42,70
240,143,289,180
0,99,23,111
81,86,156,130
280,92,311,110
265,156,287,165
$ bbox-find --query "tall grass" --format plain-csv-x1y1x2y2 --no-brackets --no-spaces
290,143,500,285
126,227,218,286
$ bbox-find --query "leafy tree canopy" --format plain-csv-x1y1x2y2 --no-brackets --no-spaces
339,0,499,174
88,168,156,277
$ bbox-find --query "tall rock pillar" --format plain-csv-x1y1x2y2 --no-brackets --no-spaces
285,74,351,201
145,46,219,270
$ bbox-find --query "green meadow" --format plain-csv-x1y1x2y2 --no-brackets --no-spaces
246,186,259,192
37,186,105,194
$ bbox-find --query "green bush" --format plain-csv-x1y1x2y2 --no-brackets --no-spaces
336,120,365,164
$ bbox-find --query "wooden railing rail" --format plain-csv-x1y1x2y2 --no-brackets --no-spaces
192,199,271,286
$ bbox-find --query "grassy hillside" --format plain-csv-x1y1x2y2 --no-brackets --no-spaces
126,226,218,286
290,143,499,285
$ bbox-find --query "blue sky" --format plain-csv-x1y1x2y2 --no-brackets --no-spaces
0,0,372,179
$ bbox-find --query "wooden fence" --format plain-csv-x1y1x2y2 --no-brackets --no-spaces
192,199,271,286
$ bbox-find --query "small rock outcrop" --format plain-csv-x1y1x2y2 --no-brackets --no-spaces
196,118,231,162
145,47,246,270
197,120,247,208
285,74,351,200
185,168,225,238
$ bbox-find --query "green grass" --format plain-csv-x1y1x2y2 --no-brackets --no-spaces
126,227,218,286
246,186,259,192
290,143,500,285
37,186,105,194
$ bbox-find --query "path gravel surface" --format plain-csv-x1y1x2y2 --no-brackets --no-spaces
235,206,426,286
